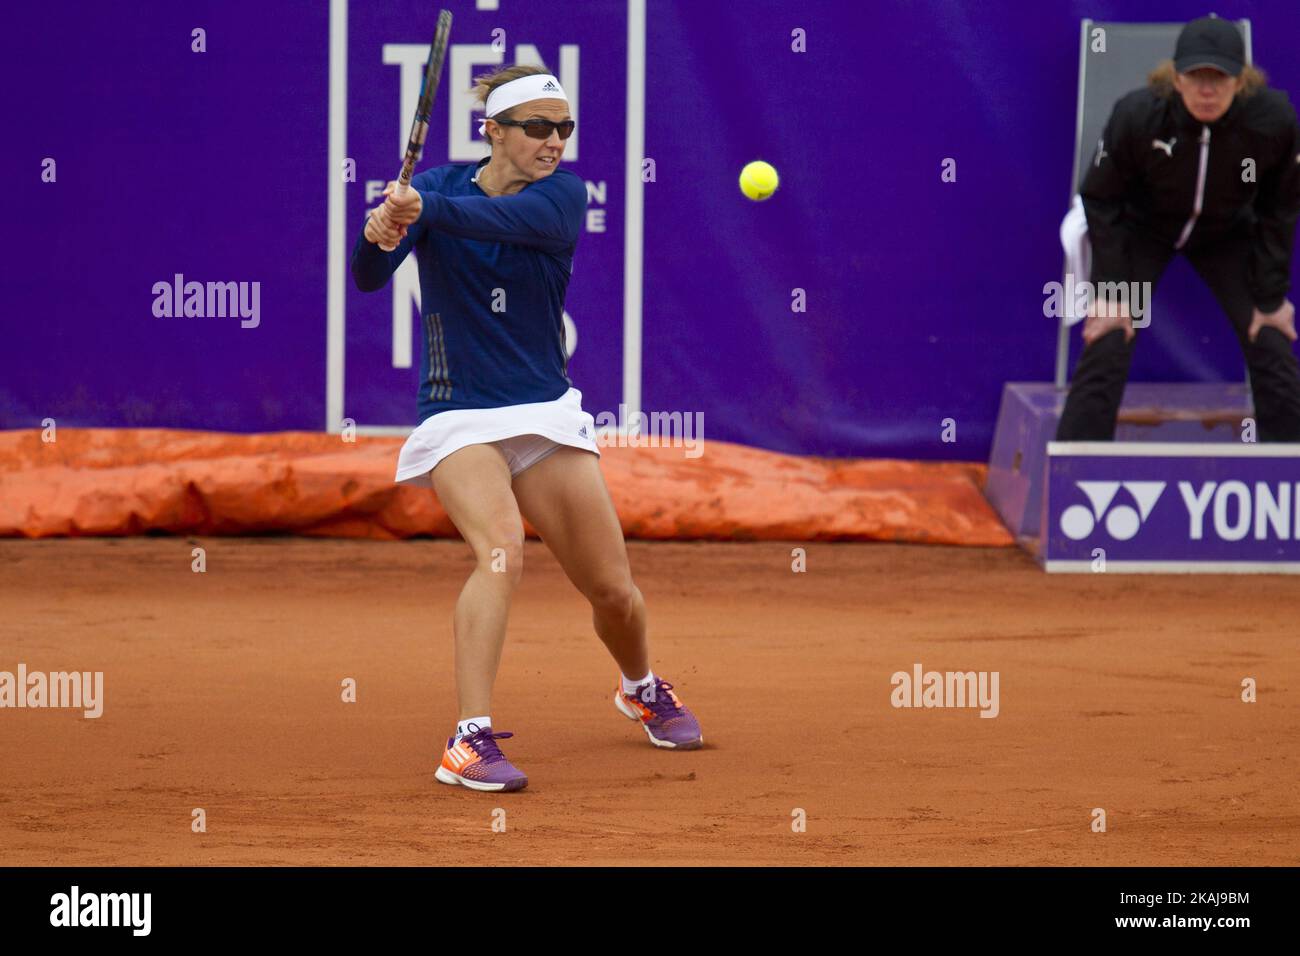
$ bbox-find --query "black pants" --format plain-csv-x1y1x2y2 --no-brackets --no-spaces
1056,229,1300,441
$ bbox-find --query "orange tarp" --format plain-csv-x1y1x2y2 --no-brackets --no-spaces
0,429,1014,545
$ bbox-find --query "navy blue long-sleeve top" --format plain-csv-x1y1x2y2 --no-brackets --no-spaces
351,158,588,423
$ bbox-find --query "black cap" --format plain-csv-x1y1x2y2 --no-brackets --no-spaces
1174,16,1245,76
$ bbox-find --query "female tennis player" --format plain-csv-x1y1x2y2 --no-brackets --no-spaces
351,65,702,793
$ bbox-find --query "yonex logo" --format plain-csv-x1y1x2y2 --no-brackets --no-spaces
1059,481,1166,541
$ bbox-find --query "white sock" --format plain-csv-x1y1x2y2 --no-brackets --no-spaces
455,716,491,743
621,672,655,697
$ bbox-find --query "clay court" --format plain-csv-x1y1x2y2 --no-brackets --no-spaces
2,536,1294,867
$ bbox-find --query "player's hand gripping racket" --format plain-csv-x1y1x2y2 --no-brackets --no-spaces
378,9,453,251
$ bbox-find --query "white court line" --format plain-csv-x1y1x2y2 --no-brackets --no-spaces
622,0,646,430
327,0,348,433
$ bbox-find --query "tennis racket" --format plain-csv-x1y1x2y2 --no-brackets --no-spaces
378,9,453,251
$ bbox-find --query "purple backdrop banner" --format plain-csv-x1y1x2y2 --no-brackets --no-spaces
5,0,1300,461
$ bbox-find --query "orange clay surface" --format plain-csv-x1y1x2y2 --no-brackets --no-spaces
1,537,1295,866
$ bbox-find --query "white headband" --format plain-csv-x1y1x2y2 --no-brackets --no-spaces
477,74,569,136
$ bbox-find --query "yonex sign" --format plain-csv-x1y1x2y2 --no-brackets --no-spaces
1041,443,1300,572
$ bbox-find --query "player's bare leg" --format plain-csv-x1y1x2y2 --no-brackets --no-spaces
514,446,703,748
510,447,649,678
430,444,525,718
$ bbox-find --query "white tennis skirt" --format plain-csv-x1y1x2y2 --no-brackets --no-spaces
394,387,600,486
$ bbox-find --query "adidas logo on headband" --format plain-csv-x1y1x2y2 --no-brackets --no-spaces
481,75,569,137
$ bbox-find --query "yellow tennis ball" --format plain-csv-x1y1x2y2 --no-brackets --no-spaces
739,160,779,201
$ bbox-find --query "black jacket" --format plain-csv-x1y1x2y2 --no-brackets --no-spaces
1081,84,1300,312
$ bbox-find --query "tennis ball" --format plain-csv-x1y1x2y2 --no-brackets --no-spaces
739,160,779,201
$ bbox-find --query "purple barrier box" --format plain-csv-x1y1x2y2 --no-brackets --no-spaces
1040,442,1300,573
986,382,1251,540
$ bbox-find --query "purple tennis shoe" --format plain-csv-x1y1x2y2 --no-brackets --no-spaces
436,727,528,792
614,677,703,749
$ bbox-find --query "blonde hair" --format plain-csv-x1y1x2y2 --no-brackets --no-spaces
471,63,553,142
1147,58,1268,99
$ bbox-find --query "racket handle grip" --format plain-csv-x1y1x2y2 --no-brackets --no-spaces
376,177,412,251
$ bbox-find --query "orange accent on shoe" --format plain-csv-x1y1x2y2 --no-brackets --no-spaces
442,741,481,773
618,688,653,721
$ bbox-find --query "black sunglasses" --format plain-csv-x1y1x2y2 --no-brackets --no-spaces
493,117,576,140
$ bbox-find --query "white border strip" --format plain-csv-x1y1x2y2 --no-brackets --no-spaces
1045,561,1300,574
326,0,348,433
621,0,646,429
1069,18,1090,199
1047,441,1300,457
